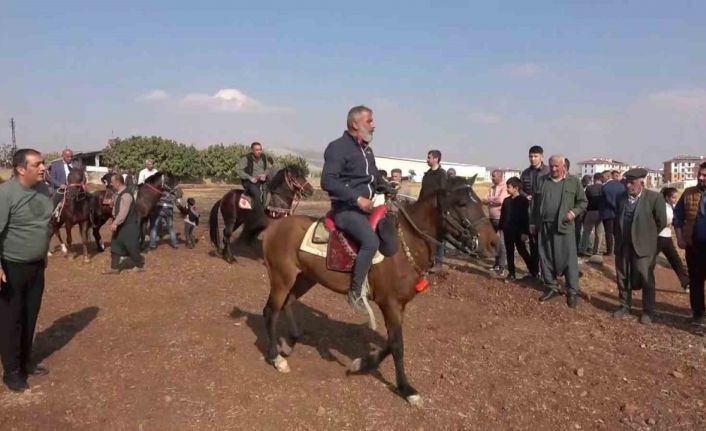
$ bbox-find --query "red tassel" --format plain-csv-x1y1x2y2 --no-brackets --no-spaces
415,278,429,292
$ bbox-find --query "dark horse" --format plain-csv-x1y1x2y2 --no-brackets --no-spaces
260,176,497,405
134,172,179,247
209,164,314,263
48,168,92,263
89,188,117,252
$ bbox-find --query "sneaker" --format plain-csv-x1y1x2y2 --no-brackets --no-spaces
127,266,145,273
640,314,653,325
428,263,443,274
347,290,367,313
504,274,516,284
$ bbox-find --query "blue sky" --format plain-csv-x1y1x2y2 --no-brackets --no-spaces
1,1,705,169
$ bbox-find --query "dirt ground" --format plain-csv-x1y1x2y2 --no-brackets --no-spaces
1,185,704,430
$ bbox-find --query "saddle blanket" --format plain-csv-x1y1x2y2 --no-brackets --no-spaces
299,220,385,264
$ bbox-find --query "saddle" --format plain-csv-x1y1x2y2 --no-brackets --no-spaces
322,205,389,272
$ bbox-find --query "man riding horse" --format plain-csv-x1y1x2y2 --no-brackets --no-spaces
321,105,384,311
47,148,84,212
237,142,274,205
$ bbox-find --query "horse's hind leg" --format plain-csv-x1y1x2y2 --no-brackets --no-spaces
65,224,74,258
279,275,316,357
222,219,241,263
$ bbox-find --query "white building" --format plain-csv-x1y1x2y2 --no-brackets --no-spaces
663,155,705,183
376,156,487,182
577,158,629,178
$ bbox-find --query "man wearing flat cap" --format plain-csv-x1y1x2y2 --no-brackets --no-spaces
612,168,667,324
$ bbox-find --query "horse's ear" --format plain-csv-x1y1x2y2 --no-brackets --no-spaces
467,174,477,187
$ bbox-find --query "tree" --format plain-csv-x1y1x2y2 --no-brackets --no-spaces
201,143,249,183
102,136,206,180
0,143,12,168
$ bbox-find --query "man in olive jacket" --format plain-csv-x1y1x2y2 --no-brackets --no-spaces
612,168,667,325
530,155,588,308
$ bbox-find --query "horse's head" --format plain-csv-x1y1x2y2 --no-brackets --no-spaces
438,175,497,257
162,172,179,190
65,167,87,201
283,164,314,198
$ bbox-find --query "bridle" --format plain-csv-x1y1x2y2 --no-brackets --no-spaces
265,168,311,218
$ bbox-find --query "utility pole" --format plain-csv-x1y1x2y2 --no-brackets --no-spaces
10,117,17,156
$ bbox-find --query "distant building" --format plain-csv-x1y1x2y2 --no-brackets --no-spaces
663,155,706,183
375,156,487,183
577,158,629,178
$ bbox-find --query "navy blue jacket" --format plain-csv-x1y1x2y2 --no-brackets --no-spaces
600,179,626,220
321,132,378,207
47,159,83,190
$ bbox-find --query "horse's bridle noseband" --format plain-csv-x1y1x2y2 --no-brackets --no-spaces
440,184,485,254
266,169,311,218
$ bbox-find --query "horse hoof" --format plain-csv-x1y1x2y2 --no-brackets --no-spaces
406,394,423,408
278,338,294,357
83,258,90,264
348,358,362,373
60,244,68,254
273,355,291,373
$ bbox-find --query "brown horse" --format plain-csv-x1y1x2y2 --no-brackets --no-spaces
89,189,116,252
209,164,314,263
48,168,92,262
259,176,497,405
134,171,179,248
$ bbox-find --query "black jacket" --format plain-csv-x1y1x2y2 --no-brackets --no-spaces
419,167,447,199
520,163,550,197
499,195,530,235
321,132,379,206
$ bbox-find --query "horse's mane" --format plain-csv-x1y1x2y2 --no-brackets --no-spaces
144,172,163,184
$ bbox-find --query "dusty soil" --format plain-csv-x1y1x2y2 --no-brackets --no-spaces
1,186,704,430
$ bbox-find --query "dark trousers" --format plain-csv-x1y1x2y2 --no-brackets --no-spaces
334,207,380,291
244,181,264,204
504,231,533,277
184,222,196,248
0,259,46,374
602,218,615,255
615,240,657,315
686,242,706,318
529,233,540,278
574,213,584,251
657,236,689,288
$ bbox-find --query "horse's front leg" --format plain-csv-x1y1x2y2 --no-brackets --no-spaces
65,223,74,258
80,221,90,263
381,301,420,406
92,219,104,252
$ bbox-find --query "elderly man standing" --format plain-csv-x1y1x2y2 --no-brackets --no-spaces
137,159,158,185
612,169,667,324
0,149,53,392
674,162,706,326
237,142,273,204
531,155,587,307
484,169,508,274
103,173,145,274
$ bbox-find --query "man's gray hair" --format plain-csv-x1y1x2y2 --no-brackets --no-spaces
146,159,154,164
347,105,373,129
548,154,566,165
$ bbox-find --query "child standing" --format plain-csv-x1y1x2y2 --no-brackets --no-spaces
659,187,690,292
183,197,200,249
499,177,537,281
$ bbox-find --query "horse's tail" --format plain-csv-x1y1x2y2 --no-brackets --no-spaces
209,198,222,252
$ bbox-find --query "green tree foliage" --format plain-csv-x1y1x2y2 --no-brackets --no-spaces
102,136,309,183
274,154,309,177
102,136,206,180
201,143,249,183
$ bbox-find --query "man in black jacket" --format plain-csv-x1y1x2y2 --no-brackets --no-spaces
520,145,549,280
420,150,447,272
321,106,381,311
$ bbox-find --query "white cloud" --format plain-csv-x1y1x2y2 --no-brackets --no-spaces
647,88,706,112
469,112,502,124
137,89,169,101
179,88,287,113
506,62,543,77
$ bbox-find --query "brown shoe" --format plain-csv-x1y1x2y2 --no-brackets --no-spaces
127,266,145,273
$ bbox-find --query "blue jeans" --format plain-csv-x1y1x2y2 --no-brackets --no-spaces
333,206,380,292
149,206,177,248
